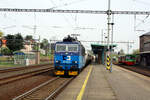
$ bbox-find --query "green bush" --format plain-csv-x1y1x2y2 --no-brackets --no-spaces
0,47,11,55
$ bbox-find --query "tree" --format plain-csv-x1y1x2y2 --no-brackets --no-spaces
0,31,3,38
118,49,125,55
132,49,139,54
5,33,24,54
25,35,33,40
0,47,11,55
40,39,49,55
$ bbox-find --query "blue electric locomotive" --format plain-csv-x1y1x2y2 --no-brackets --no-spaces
54,35,86,76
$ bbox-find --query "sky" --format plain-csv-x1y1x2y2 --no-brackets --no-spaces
0,0,150,53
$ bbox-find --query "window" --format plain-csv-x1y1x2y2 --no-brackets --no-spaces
68,45,78,52
126,56,135,60
56,44,66,52
56,44,78,52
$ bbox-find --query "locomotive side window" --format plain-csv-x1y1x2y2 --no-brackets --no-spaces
126,56,135,60
68,44,78,52
126,56,131,60
56,44,66,52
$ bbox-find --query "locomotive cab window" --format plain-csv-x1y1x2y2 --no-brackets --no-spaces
126,56,135,60
56,44,78,52
56,44,66,52
68,44,78,52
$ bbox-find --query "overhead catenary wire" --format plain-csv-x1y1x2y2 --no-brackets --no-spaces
48,0,91,32
48,0,74,27
133,0,150,7
135,15,149,28
47,0,87,9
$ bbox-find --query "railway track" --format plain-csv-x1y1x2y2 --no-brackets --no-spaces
0,63,52,73
116,64,150,77
13,77,74,100
0,64,54,85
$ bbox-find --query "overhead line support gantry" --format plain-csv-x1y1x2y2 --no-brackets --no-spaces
0,8,150,15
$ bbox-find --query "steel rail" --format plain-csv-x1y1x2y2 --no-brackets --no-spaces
0,67,54,86
0,63,52,73
12,77,74,100
12,77,59,100
45,78,74,100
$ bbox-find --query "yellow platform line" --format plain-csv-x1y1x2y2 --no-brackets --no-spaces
76,66,93,100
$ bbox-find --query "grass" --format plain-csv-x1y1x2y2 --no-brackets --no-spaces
0,63,24,68
40,53,54,59
0,54,53,68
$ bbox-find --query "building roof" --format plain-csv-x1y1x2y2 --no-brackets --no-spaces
91,44,117,47
140,32,150,37
91,44,117,54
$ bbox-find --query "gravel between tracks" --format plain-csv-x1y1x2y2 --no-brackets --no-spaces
17,78,71,100
0,70,54,100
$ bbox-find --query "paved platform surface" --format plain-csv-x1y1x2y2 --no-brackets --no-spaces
55,64,116,100
55,64,150,100
106,65,150,100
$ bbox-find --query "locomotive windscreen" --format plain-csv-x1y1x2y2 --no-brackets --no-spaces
56,44,78,52
56,44,66,52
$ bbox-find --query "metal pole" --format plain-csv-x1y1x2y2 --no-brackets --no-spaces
127,41,129,54
101,29,103,44
49,40,52,63
111,14,114,72
111,14,114,48
34,12,36,35
106,0,112,72
134,14,136,32
107,0,111,51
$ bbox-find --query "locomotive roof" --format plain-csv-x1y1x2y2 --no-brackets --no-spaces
56,41,80,44
56,35,81,44
140,32,150,37
91,44,117,54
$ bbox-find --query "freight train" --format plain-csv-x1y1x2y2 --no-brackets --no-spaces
54,35,92,76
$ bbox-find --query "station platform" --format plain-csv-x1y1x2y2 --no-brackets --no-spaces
55,64,150,100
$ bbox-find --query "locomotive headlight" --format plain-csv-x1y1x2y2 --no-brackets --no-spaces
55,60,60,63
72,61,77,63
